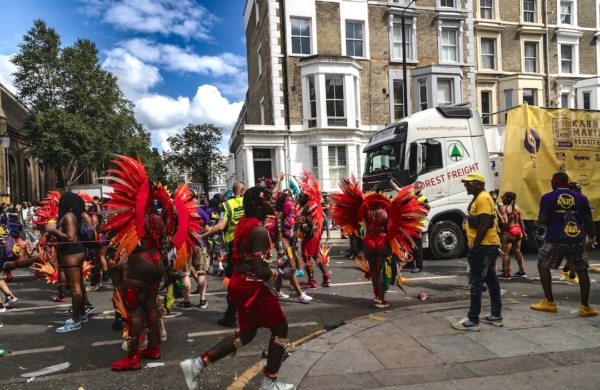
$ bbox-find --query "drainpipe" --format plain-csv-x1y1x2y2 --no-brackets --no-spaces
544,0,551,106
280,0,292,186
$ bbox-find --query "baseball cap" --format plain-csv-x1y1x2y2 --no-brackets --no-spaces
461,173,486,183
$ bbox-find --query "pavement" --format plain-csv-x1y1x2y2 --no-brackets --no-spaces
276,299,600,390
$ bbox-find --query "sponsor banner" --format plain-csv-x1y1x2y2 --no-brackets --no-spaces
501,104,599,220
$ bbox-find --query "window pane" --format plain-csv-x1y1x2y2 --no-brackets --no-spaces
354,41,363,57
481,39,495,69
346,40,354,56
336,101,345,117
437,80,452,106
504,90,513,109
312,147,318,167
292,38,301,54
523,89,536,106
328,146,336,165
481,91,491,124
561,94,569,108
561,45,572,60
419,80,427,111
301,38,311,54
300,19,310,36
337,147,347,166
334,76,344,98
327,101,335,116
583,93,591,109
346,22,353,39
393,81,404,105
291,19,301,36
355,23,363,40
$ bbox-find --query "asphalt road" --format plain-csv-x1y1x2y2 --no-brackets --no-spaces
1,244,599,390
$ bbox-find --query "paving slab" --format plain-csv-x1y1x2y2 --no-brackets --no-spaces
415,334,498,364
452,374,538,390
513,326,593,352
509,304,581,321
357,320,407,338
465,328,550,358
277,350,323,386
393,313,458,338
307,348,385,377
570,362,600,382
369,363,476,387
329,336,367,352
358,333,443,369
512,366,600,390
298,372,380,390
546,318,600,347
396,382,462,390
464,353,564,376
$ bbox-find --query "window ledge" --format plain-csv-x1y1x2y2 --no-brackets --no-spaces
391,59,418,64
289,53,314,58
556,28,584,38
478,69,504,74
474,22,506,32
518,25,547,35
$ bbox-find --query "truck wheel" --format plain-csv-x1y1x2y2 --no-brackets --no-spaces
523,221,546,252
429,221,465,260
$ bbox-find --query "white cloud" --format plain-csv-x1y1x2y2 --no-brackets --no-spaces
0,54,17,94
102,48,162,99
77,0,218,41
116,39,245,78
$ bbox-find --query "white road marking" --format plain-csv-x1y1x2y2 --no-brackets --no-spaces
8,304,71,313
187,321,318,338
331,275,457,287
8,346,65,356
92,340,124,347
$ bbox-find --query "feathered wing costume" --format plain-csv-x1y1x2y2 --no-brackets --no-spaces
171,182,203,272
297,171,324,242
32,191,61,283
330,176,427,298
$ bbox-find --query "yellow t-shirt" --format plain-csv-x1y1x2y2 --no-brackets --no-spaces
465,191,501,246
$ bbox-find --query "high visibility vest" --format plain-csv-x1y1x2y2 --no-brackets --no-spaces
223,196,244,243
418,195,428,226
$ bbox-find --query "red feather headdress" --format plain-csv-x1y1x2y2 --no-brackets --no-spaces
298,171,323,241
34,191,61,227
77,190,96,205
171,182,202,271
329,175,363,237
100,155,173,263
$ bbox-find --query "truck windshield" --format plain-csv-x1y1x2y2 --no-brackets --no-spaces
364,142,405,175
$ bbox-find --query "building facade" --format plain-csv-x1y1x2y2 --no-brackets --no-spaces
231,0,600,191
0,84,57,204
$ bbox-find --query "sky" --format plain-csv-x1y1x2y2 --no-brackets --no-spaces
0,0,249,153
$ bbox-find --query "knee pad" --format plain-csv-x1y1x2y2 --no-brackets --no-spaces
271,335,295,350
124,287,138,309
231,330,245,357
200,351,214,367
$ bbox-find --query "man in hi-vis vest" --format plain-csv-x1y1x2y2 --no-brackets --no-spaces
200,182,246,328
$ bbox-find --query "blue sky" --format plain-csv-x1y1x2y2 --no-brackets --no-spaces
0,0,248,152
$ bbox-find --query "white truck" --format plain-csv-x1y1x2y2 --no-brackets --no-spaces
362,105,494,259
69,184,112,199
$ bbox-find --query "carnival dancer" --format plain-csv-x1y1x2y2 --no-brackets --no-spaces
498,191,528,279
47,192,91,333
0,220,40,275
269,193,312,303
330,176,427,308
297,172,330,289
180,187,297,390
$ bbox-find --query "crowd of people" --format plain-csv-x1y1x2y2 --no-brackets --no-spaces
0,163,597,389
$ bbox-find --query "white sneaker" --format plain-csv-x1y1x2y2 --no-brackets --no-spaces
180,358,203,390
5,296,17,307
277,292,290,299
121,337,148,351
159,317,167,342
260,379,296,390
298,293,312,304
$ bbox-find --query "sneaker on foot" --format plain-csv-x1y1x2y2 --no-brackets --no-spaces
451,317,480,331
298,292,313,304
63,303,94,316
560,269,570,277
79,314,89,323
321,274,331,287
176,301,192,310
85,283,102,292
122,337,148,351
499,271,512,281
101,272,111,283
111,355,141,371
138,346,161,359
411,268,423,273
0,302,6,313
513,270,527,278
295,269,305,277
276,292,290,299
567,275,579,284
530,299,557,313
479,314,503,327
199,300,208,309
374,299,390,308
190,287,200,296
301,280,318,289
56,319,82,333
52,295,66,303
580,304,598,317
180,358,203,390
4,295,17,307
157,286,167,294
0,320,3,327
260,379,296,390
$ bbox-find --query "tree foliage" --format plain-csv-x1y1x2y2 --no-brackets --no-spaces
164,124,227,194
11,19,164,188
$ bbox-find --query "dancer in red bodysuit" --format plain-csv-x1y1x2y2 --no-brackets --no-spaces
330,176,427,308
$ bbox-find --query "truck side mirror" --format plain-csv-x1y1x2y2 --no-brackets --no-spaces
409,142,425,176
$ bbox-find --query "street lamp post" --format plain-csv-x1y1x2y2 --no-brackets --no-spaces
402,0,417,118
1,133,10,196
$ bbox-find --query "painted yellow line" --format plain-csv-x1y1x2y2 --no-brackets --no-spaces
226,329,324,390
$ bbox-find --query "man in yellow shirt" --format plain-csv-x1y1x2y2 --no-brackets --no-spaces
452,173,502,331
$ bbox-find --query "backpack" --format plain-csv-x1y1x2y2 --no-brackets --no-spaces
79,221,99,248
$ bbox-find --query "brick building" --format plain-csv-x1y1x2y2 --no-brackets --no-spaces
230,0,600,191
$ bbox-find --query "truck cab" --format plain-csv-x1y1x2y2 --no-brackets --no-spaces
362,106,494,259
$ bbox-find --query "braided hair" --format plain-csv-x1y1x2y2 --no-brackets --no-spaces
58,192,85,226
502,191,517,214
243,187,271,218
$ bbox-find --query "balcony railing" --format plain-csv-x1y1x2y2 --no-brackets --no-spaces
327,118,347,127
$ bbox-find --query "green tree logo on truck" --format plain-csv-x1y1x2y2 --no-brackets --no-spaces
448,143,464,162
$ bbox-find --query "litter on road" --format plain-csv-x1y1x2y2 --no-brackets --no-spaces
21,362,71,378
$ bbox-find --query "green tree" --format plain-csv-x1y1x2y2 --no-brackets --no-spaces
164,124,227,194
11,19,156,188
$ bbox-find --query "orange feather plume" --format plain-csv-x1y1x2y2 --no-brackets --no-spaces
77,190,96,205
320,241,332,266
298,171,323,240
112,287,129,322
82,261,94,281
329,175,364,237
171,182,202,272
354,253,371,281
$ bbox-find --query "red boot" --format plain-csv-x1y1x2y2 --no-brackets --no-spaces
111,354,141,371
138,346,161,360
321,273,331,287
301,279,317,289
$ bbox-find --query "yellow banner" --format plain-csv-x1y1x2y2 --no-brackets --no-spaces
501,104,600,221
